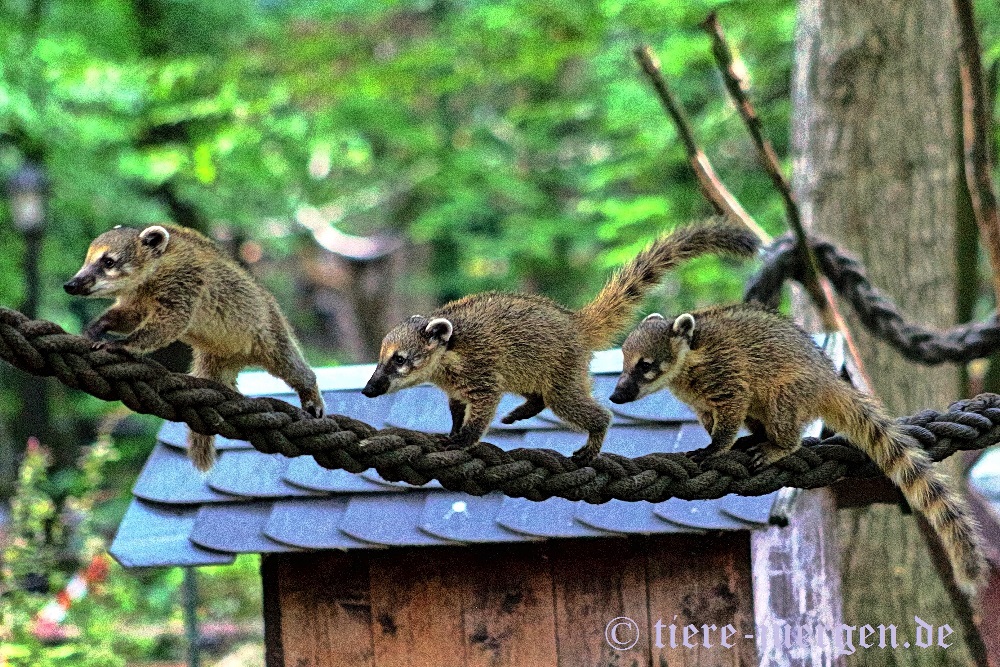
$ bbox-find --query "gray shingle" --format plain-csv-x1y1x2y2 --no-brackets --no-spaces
283,456,405,494
109,500,234,568
190,501,302,554
654,498,759,530
420,492,541,543
338,492,460,546
718,493,779,525
206,449,326,499
385,385,452,433
322,390,395,429
609,389,698,422
495,496,625,538
574,500,694,535
265,498,381,549
133,444,240,505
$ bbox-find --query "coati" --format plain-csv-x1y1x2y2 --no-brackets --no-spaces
65,224,325,471
610,303,986,593
361,219,759,462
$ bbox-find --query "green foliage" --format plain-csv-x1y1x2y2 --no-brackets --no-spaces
0,440,124,667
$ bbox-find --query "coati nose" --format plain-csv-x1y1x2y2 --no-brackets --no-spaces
362,375,388,398
63,278,86,295
609,379,639,404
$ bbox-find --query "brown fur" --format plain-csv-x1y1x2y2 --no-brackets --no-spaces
362,219,759,462
614,303,986,594
66,224,324,471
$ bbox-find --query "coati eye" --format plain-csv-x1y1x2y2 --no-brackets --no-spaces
390,353,407,366
101,256,116,270
635,360,653,374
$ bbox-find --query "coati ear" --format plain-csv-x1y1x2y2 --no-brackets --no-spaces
672,313,696,340
425,317,453,345
139,225,170,256
643,313,665,323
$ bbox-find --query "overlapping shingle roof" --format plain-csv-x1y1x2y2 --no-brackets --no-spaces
110,345,834,568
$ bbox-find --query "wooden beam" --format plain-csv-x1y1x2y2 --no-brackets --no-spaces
271,551,375,667
369,546,467,667
646,532,756,666
461,543,559,667
550,537,652,666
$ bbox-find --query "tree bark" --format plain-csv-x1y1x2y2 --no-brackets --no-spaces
792,1,971,665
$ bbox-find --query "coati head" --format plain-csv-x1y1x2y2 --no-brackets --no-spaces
64,225,171,298
362,315,454,397
609,312,695,404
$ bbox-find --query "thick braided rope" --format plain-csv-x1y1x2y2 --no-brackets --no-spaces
746,234,1000,364
2,306,998,504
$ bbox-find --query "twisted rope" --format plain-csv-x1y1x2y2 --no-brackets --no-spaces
1,306,999,504
746,235,1000,364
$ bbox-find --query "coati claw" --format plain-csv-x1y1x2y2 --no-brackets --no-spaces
92,340,125,353
302,400,324,419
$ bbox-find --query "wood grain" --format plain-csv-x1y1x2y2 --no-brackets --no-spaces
273,551,375,667
461,543,559,667
646,533,755,667
369,546,467,667
550,537,651,667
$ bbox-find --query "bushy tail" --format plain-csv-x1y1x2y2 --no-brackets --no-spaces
823,386,987,595
188,431,218,472
574,218,759,349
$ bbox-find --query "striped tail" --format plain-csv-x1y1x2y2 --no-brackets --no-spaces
823,386,987,594
574,218,759,350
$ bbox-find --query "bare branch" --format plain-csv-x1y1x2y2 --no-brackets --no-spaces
633,45,770,243
698,13,871,387
954,0,1000,304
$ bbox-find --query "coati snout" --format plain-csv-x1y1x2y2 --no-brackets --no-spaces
613,312,694,403
364,316,454,396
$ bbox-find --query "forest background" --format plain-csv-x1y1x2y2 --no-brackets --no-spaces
0,0,998,664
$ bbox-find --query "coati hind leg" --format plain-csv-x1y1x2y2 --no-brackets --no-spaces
500,394,545,424
753,393,805,468
545,382,611,463
188,351,241,472
448,398,466,437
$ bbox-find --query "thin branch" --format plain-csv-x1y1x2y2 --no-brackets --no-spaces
954,0,1000,304
633,45,770,243
698,14,871,388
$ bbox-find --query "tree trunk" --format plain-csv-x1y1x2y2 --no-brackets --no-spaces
792,1,971,665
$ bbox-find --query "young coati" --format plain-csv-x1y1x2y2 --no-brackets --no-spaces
65,224,325,471
361,220,759,462
610,303,986,593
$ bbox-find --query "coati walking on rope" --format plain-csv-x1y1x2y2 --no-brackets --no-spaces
610,303,986,594
65,224,325,472
362,219,759,462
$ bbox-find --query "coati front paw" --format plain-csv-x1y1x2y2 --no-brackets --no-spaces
302,400,324,419
92,339,125,353
442,434,478,451
570,445,600,465
299,389,326,419
83,323,108,341
747,442,798,470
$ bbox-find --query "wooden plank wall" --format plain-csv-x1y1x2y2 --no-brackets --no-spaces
263,534,756,667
